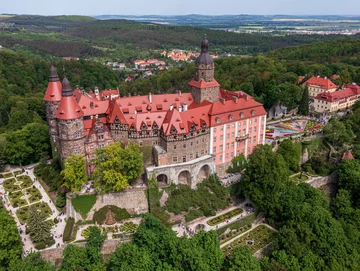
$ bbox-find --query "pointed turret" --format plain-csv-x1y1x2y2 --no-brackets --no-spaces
44,65,62,102
56,76,86,160
56,77,84,120
44,65,62,147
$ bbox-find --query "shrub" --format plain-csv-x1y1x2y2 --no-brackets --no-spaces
54,218,59,224
63,217,75,242
34,237,55,250
185,209,204,222
55,194,66,208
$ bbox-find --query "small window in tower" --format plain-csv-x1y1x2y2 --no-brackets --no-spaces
228,115,233,120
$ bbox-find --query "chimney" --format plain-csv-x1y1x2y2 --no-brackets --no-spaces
244,94,249,101
220,98,225,105
183,102,188,111
90,102,94,108
169,104,173,111
149,92,152,104
232,96,238,103
179,106,182,112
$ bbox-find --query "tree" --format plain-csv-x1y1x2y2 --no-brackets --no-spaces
277,140,301,172
226,246,261,271
86,226,105,252
338,159,360,208
298,86,309,116
332,189,354,221
240,145,290,218
93,142,143,192
227,154,247,173
61,154,88,192
27,207,51,244
108,243,155,271
7,101,33,131
8,252,55,271
323,117,354,146
0,202,22,270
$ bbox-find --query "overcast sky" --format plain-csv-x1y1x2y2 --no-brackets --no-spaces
1,0,359,16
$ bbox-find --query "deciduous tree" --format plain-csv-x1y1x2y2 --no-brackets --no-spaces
61,154,88,192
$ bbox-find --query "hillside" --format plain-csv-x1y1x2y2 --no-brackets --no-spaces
0,15,355,60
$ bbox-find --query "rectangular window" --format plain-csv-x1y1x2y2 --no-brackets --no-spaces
227,133,230,140
220,126,224,131
201,150,204,155
220,145,223,152
231,142,235,148
247,147,250,153
253,136,256,142
173,145,177,149
173,157,178,162
237,141,240,147
226,143,229,150
220,135,223,141
231,132,235,138
238,122,241,127
213,137,216,143
232,124,235,128
227,124,230,129
213,147,216,153
254,127,257,133
226,154,229,160
255,118,257,123
250,120,252,125
243,121,246,126
249,128,252,134
214,128,217,133
242,149,245,154
183,156,186,162
231,152,234,158
247,138,251,144
219,155,223,162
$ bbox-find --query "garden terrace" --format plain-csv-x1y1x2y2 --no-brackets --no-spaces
14,170,24,176
207,208,243,226
2,178,20,192
221,225,276,256
25,186,42,203
18,175,33,189
16,202,52,224
93,205,131,224
216,212,256,236
120,222,138,234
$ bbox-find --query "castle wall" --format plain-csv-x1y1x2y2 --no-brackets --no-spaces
190,85,219,104
58,118,85,158
195,63,214,82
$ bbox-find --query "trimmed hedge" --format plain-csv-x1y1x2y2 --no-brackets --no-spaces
63,217,75,242
93,205,130,224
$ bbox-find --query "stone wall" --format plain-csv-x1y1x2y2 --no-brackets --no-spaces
85,188,148,220
307,171,338,188
66,196,83,222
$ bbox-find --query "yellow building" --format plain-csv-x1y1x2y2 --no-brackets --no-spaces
303,76,337,98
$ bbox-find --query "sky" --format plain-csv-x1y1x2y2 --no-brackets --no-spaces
1,0,359,16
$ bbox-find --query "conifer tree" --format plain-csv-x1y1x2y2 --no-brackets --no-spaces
27,206,51,243
298,86,309,116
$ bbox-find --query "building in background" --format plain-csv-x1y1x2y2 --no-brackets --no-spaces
303,76,338,98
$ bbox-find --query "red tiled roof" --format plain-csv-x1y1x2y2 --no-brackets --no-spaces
56,96,83,120
44,81,62,102
188,79,220,89
314,84,360,103
342,150,354,160
303,76,337,90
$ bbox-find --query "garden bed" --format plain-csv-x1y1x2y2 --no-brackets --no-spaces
2,178,20,192
8,191,27,208
16,202,52,224
18,175,33,189
219,224,252,244
120,222,138,234
14,170,24,176
207,208,243,226
25,186,42,203
289,173,309,184
3,172,13,178
216,213,257,236
222,225,276,256
93,205,130,224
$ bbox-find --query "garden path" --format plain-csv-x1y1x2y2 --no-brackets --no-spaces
172,200,256,237
0,167,67,254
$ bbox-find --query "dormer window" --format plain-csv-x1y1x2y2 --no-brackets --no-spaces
216,117,221,124
171,126,177,135
228,115,233,121
240,112,244,118
251,110,256,116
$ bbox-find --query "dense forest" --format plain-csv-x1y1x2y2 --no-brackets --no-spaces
1,15,359,60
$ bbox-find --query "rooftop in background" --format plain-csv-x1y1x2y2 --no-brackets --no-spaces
303,76,337,90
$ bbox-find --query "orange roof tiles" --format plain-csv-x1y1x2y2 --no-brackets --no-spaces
188,79,220,89
314,84,360,103
56,96,83,120
44,81,62,102
303,76,337,90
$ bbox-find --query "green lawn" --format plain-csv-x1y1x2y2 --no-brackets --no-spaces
71,194,97,219
289,173,309,184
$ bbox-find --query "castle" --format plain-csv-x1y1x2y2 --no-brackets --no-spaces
44,38,267,187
